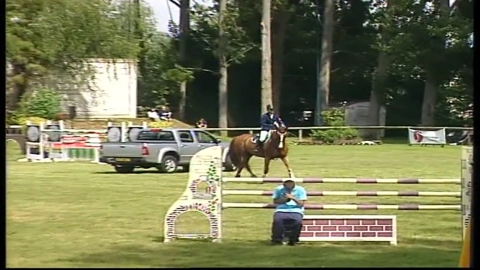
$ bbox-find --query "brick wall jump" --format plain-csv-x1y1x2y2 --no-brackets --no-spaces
298,215,397,244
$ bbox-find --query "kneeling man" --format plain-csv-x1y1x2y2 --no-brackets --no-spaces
271,179,307,245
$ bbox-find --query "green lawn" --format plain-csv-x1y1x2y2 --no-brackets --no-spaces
6,142,463,267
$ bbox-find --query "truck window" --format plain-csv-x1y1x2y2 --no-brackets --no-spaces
137,131,174,141
158,131,175,141
194,131,216,143
178,130,194,143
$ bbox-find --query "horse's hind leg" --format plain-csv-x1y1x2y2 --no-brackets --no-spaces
262,157,271,178
234,152,251,177
234,161,244,178
244,155,257,178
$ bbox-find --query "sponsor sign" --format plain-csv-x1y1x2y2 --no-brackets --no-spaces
408,128,446,145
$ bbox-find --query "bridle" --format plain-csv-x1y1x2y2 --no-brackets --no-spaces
273,122,287,149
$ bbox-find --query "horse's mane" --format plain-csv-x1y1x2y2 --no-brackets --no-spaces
268,129,286,147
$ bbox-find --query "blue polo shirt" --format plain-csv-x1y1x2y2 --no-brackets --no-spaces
272,185,308,215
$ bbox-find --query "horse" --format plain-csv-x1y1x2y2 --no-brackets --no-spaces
227,123,295,178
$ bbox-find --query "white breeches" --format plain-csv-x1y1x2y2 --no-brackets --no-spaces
259,130,269,143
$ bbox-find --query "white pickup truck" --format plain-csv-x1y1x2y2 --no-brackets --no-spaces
99,128,234,173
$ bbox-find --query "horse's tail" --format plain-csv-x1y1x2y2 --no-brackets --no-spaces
228,137,241,167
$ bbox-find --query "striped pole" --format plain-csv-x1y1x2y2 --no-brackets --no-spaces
222,178,461,184
223,190,461,197
222,203,461,210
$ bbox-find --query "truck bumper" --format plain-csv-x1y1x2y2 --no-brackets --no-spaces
100,157,156,167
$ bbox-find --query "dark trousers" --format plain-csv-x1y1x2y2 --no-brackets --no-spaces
271,212,303,242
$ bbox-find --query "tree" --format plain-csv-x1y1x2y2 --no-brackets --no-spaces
271,0,291,113
367,0,391,139
261,0,273,114
177,0,191,120
218,0,228,135
6,0,142,113
137,33,185,109
187,0,255,126
315,0,334,126
420,0,450,126
374,0,472,126
164,0,472,130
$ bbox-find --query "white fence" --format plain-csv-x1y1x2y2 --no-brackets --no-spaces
200,126,472,141
6,125,472,142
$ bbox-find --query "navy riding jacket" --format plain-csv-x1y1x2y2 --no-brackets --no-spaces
260,113,283,131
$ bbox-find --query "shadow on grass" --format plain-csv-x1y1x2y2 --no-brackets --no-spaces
7,141,24,162
382,137,410,145
93,170,189,175
60,238,461,267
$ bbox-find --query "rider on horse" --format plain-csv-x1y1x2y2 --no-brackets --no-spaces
256,105,284,151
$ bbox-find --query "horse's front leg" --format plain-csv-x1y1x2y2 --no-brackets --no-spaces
280,157,295,178
262,157,271,178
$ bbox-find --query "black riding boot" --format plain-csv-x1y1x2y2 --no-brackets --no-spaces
255,141,263,152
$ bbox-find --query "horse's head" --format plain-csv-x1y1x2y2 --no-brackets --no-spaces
274,123,288,149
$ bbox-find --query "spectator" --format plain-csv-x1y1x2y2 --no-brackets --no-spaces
147,109,160,121
159,106,172,121
196,118,208,128
270,179,307,246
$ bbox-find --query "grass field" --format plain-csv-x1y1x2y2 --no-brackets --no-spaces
7,142,463,267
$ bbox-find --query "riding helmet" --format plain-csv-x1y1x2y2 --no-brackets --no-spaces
267,104,274,111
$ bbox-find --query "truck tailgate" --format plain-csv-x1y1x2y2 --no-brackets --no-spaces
101,143,144,158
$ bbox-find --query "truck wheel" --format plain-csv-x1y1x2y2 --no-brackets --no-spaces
114,165,135,173
159,155,178,173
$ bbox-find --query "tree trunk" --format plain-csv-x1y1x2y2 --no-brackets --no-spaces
367,52,389,139
367,0,391,139
218,0,228,136
315,0,334,126
261,0,273,114
421,70,438,126
271,5,289,114
134,0,145,120
178,0,190,121
420,0,450,126
7,63,28,112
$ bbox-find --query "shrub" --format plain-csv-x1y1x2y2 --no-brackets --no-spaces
7,113,47,126
310,109,360,143
19,88,61,120
342,128,359,140
323,129,341,143
322,109,345,126
310,130,327,142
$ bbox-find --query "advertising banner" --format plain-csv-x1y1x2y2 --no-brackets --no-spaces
408,128,446,145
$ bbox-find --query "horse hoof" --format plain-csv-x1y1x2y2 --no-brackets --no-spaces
235,175,241,178
251,175,257,178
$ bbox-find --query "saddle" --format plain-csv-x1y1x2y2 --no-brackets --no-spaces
251,132,271,144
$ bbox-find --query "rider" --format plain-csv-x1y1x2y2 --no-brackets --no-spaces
256,104,283,151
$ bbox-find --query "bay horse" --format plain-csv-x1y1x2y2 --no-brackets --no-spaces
227,123,295,178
